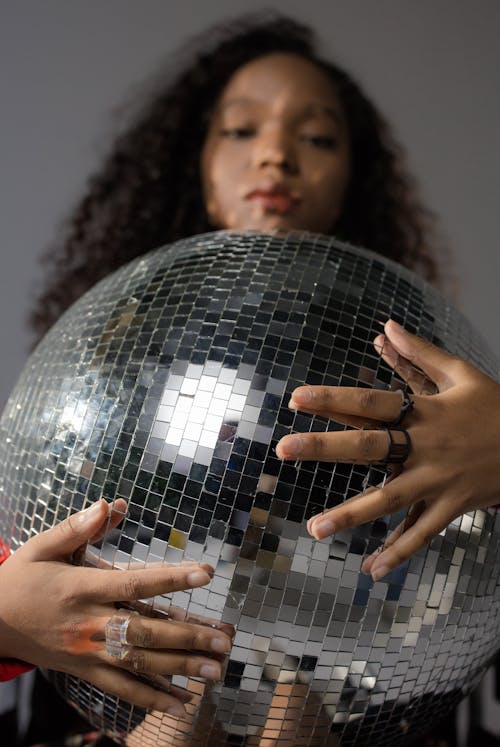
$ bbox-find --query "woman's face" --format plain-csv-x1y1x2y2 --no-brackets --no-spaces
201,52,351,234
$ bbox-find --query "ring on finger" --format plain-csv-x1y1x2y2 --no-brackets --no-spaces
388,390,414,426
376,426,412,466
105,608,138,660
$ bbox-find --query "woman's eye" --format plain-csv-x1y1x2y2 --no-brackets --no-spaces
219,127,255,139
301,134,338,150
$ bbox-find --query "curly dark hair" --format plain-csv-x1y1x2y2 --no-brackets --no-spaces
30,12,445,342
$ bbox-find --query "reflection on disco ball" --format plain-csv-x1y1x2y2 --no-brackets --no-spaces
1,231,500,746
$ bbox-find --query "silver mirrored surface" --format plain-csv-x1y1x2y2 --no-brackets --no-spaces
1,231,499,746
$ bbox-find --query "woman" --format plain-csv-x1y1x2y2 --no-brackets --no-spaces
30,12,500,585
3,11,499,746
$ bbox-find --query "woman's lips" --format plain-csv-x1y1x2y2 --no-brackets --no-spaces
245,186,301,215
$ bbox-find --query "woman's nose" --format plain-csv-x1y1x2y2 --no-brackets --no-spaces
253,128,298,174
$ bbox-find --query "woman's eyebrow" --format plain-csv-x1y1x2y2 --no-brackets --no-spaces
217,97,257,113
216,98,343,126
300,103,343,125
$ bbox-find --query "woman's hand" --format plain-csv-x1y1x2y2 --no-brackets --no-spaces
0,499,233,717
276,319,500,580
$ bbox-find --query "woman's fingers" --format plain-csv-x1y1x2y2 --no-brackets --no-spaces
307,469,426,539
111,647,224,680
361,500,427,574
288,385,406,425
276,426,410,464
96,612,229,680
382,320,463,390
87,663,191,717
89,563,215,603
363,498,456,580
374,334,436,396
88,498,128,544
22,499,111,562
70,498,129,566
22,498,129,564
121,614,233,656
150,602,236,638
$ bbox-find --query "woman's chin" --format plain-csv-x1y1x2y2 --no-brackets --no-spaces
232,213,312,234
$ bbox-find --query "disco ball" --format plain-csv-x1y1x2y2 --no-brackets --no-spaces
1,231,499,746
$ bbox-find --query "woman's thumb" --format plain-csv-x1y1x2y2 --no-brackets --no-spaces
22,499,109,562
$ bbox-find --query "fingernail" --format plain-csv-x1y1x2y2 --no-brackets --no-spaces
311,518,336,539
292,388,313,403
361,553,377,574
371,565,390,581
211,637,231,654
166,704,185,718
78,501,103,525
387,319,404,335
279,435,303,458
287,398,297,410
187,569,211,587
199,662,221,679
308,512,325,533
200,563,215,578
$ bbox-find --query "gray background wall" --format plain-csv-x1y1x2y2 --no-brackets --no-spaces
1,0,499,410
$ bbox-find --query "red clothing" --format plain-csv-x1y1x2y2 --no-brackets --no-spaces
0,541,10,565
0,538,35,681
